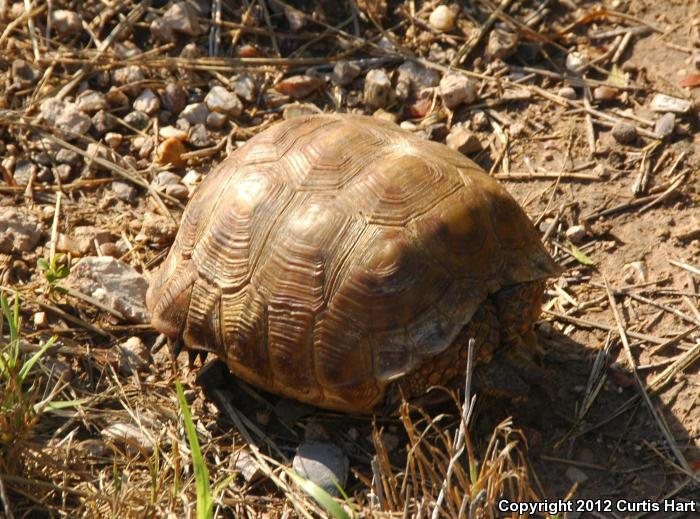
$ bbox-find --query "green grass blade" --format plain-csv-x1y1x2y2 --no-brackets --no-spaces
18,336,56,383
287,470,350,519
34,397,90,414
176,381,213,519
569,243,595,266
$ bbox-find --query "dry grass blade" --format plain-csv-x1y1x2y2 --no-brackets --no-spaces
603,276,694,476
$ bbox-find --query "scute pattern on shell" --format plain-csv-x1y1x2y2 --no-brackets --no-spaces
147,114,559,412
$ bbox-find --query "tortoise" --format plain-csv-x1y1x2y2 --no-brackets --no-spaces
146,113,561,413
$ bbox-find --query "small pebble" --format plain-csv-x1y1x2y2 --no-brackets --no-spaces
654,112,676,138
92,110,116,135
275,75,324,99
165,183,190,200
292,442,349,496
206,111,228,129
363,69,392,108
485,26,519,60
557,86,577,100
33,311,48,329
119,336,151,376
566,51,588,74
205,86,242,116
593,85,618,102
230,73,256,102
161,83,188,115
180,103,209,125
104,132,123,150
649,93,692,113
159,126,188,140
111,180,137,204
565,224,587,244
446,126,482,154
187,124,212,148
429,5,455,32
133,88,160,115
611,121,637,144
439,73,476,109
156,137,187,169
50,9,82,36
331,60,362,87
124,111,150,130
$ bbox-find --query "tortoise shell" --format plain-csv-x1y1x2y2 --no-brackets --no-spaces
146,114,560,412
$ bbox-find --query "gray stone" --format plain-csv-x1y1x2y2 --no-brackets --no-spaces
611,122,637,144
439,73,476,109
124,111,150,130
111,66,146,86
66,256,150,323
118,336,151,375
206,111,228,129
395,61,440,102
40,98,92,139
112,180,137,203
50,9,82,35
0,207,42,254
180,102,209,125
92,110,116,135
76,90,108,114
292,442,349,496
230,73,256,102
204,86,242,116
331,60,362,87
187,124,211,147
56,148,81,166
153,171,181,188
654,112,676,138
233,449,263,483
12,159,37,185
133,88,160,115
150,1,203,42
486,26,519,61
162,83,188,115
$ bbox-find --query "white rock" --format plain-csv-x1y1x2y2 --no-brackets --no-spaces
429,5,455,32
150,1,201,42
654,112,676,138
565,224,587,244
180,102,209,125
159,125,189,140
119,336,151,375
204,86,242,117
230,73,256,102
0,207,42,254
566,51,588,74
50,9,82,36
649,93,692,113
111,66,145,86
104,132,123,150
133,88,160,115
40,98,92,139
206,111,228,129
66,256,150,323
439,73,476,109
292,442,349,496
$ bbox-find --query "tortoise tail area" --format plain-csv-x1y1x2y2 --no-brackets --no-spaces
146,251,197,341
